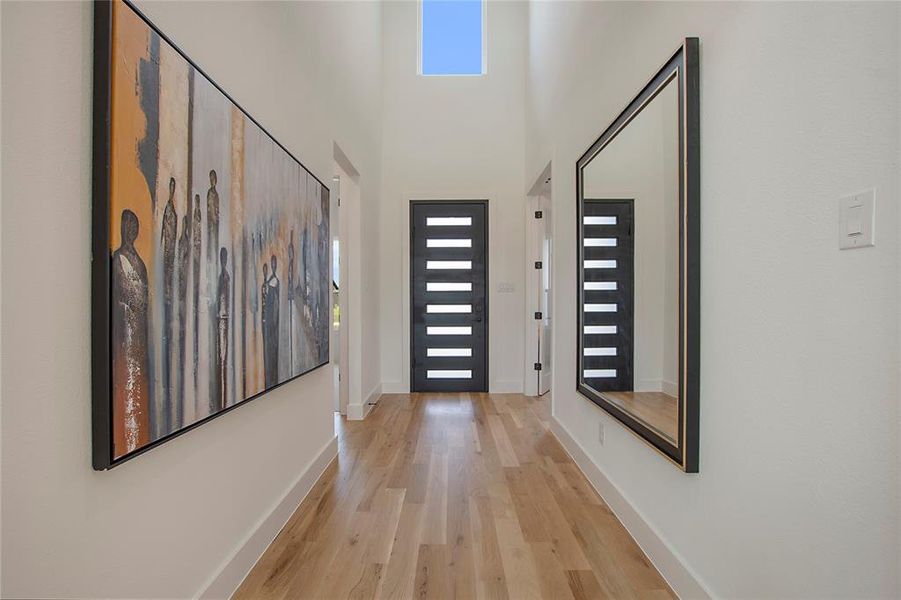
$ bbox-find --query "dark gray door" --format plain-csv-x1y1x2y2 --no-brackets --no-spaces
411,201,488,392
581,199,634,392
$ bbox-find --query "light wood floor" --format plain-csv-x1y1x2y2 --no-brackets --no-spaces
603,392,678,443
234,393,673,600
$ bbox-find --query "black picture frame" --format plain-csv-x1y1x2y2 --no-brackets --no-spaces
575,38,700,472
92,0,330,470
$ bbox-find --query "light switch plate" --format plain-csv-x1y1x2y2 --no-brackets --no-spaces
839,189,875,250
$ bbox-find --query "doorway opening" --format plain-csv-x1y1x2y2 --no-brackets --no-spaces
330,175,342,413
332,146,359,416
410,200,489,392
526,164,552,396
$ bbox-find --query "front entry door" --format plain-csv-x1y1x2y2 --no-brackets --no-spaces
411,201,488,392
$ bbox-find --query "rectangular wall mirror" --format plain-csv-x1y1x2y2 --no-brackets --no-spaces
576,38,699,472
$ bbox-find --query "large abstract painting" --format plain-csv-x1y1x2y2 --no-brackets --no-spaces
92,0,330,469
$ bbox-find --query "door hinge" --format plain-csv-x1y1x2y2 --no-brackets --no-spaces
337,197,341,207
534,311,542,320
533,362,542,371
534,261,542,269
534,210,543,219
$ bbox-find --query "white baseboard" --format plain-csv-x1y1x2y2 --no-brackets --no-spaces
636,379,679,398
381,380,408,394
662,380,678,398
636,379,663,393
347,382,382,420
197,435,339,600
489,380,523,394
549,417,711,600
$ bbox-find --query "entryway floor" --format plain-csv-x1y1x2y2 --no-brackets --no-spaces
234,393,673,599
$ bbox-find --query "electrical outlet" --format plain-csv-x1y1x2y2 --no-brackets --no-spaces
598,421,605,445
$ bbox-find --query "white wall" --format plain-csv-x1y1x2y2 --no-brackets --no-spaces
0,1,381,598
379,0,528,394
528,1,900,597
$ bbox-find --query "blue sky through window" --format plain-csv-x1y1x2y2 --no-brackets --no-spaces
421,0,483,75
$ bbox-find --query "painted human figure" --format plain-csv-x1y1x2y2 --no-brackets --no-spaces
260,261,269,391
159,176,177,437
112,209,150,456
287,233,296,304
301,227,311,323
250,234,260,330
262,255,280,388
206,170,220,267
317,186,330,362
175,214,190,428
206,170,220,414
191,193,202,395
214,247,230,411
287,233,296,368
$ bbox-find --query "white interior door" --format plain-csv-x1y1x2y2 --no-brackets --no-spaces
538,190,552,395
330,179,340,411
330,171,351,416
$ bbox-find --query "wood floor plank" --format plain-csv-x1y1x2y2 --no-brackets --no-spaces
347,563,384,600
233,393,673,600
493,515,544,600
470,495,509,600
487,413,519,468
420,451,448,544
530,542,577,600
566,569,607,600
379,502,425,600
361,487,406,565
446,450,476,599
413,544,451,600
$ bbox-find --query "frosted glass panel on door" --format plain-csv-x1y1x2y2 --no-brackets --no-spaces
584,281,618,291
584,260,617,269
427,370,473,379
427,347,472,357
427,238,472,248
427,326,472,335
584,347,617,356
427,304,472,313
584,325,617,335
584,304,617,313
427,282,472,292
584,238,617,247
427,217,472,226
427,260,472,270
584,369,617,378
584,216,617,225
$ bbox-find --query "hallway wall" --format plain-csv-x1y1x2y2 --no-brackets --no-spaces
526,1,900,597
379,0,528,393
0,1,381,598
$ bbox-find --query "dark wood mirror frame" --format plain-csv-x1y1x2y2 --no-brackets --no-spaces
576,38,699,472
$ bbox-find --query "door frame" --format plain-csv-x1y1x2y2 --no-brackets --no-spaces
330,174,343,413
409,199,489,393
524,162,553,396
333,143,361,418
382,192,500,394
